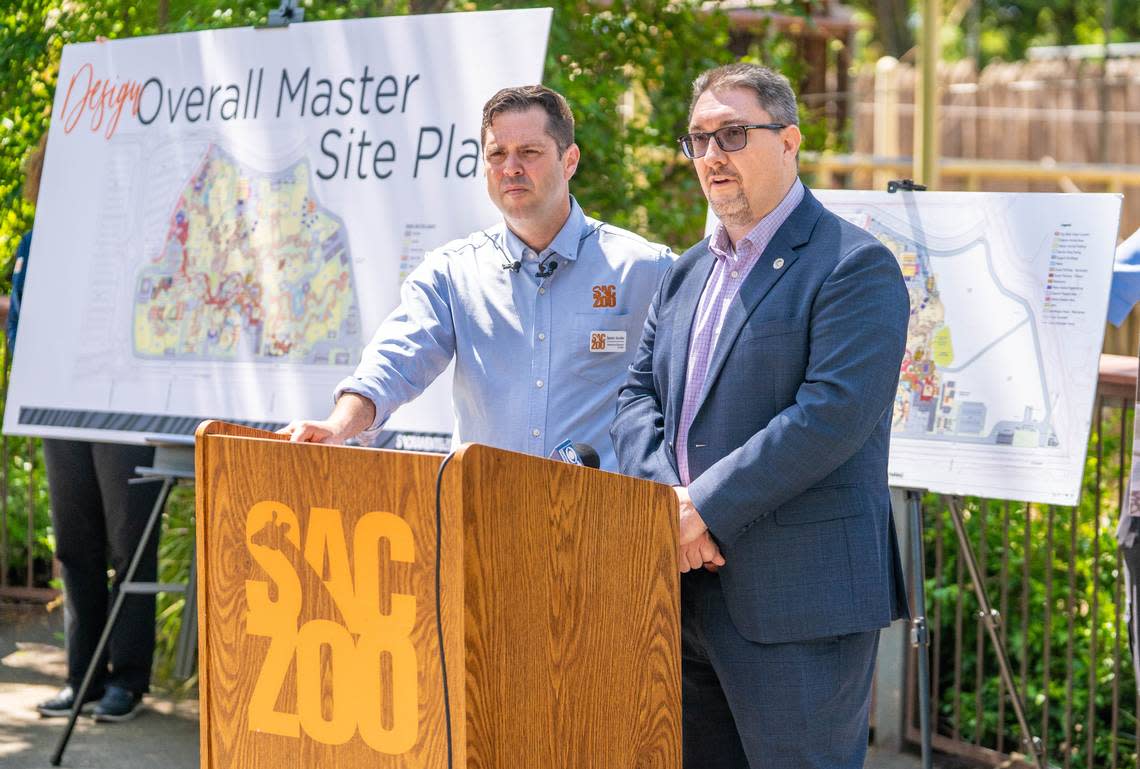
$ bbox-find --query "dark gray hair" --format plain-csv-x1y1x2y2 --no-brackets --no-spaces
690,63,799,126
481,85,575,156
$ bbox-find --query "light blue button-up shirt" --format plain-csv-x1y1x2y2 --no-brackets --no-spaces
336,197,674,470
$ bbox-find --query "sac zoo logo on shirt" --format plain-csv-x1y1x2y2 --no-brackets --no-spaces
244,500,418,754
592,284,617,308
589,284,625,353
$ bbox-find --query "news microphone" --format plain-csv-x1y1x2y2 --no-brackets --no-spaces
550,440,600,469
502,260,521,273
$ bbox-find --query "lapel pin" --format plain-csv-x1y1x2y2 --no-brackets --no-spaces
772,258,785,270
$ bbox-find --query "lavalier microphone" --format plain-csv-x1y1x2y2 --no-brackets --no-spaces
536,259,558,279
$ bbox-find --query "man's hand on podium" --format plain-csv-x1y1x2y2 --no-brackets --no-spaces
279,392,377,444
674,486,725,573
279,419,348,444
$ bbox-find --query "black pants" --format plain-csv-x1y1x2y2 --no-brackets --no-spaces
44,439,162,694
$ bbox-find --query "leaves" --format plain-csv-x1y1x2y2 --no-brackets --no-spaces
846,0,1140,65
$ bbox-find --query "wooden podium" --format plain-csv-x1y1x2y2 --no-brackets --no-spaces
194,421,681,769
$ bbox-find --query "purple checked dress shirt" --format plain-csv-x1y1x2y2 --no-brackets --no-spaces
676,179,805,485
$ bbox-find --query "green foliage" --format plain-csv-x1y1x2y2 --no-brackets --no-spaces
846,0,1140,66
941,0,1140,65
922,404,1138,766
0,435,53,583
153,484,197,695
1,0,56,266
546,0,733,247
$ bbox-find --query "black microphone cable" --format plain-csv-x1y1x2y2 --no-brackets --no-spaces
479,229,520,273
535,255,558,279
535,219,604,278
434,450,458,769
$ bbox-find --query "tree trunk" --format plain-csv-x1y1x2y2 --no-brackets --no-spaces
877,0,913,57
409,0,449,13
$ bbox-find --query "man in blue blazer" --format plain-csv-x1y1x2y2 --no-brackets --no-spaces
611,63,911,768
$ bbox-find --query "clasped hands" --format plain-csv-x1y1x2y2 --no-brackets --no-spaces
674,486,725,573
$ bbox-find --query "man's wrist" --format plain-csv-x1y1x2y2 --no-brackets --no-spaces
332,391,377,438
674,485,709,543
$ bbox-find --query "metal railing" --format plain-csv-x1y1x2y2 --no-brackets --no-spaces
0,328,55,603
0,436,50,602
907,356,1140,767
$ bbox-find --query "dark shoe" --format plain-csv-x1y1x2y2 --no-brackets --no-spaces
37,686,102,718
91,685,144,722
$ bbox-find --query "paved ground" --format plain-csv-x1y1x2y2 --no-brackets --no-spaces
0,603,197,769
0,602,941,769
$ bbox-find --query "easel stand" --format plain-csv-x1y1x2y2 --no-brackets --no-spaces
51,444,196,767
943,495,1044,768
905,489,934,769
889,177,933,769
886,178,1044,768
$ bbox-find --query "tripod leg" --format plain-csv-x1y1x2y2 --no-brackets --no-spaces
907,490,934,769
945,495,1044,769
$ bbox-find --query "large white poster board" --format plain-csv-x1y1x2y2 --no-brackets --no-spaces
815,190,1121,505
4,10,551,446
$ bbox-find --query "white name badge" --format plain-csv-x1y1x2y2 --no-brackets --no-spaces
589,330,627,353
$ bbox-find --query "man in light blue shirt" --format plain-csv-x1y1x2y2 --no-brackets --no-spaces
283,85,673,470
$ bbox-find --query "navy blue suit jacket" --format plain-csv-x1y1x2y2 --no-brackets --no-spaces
612,188,911,644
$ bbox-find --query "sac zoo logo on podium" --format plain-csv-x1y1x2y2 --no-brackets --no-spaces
244,500,418,754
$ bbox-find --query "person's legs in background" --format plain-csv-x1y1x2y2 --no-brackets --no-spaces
37,439,107,716
35,440,162,721
91,442,160,721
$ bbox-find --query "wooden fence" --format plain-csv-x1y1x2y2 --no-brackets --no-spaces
832,56,1140,356
851,57,1140,197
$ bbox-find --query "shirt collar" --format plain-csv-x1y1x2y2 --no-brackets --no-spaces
502,195,587,264
709,178,805,263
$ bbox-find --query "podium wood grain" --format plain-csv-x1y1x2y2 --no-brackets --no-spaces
195,421,465,769
195,423,680,769
457,444,680,769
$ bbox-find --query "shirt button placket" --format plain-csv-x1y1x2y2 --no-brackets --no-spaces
530,279,552,455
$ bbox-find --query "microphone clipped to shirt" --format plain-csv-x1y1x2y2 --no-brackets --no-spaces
550,439,600,469
536,258,558,279
495,237,555,277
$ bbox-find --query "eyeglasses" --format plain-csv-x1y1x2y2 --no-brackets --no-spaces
677,123,787,159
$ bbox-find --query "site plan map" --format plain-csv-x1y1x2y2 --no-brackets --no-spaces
817,190,1120,505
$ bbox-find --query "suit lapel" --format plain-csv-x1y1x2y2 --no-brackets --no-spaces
694,190,824,411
